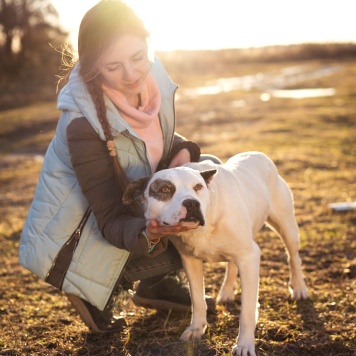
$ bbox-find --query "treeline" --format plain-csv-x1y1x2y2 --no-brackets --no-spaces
157,42,356,78
237,42,356,62
1,1,355,112
0,0,69,110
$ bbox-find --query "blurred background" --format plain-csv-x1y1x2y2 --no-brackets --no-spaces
0,0,355,110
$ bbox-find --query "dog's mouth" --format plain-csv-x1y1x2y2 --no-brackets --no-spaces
161,216,204,228
179,213,205,227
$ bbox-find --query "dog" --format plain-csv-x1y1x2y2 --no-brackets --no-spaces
123,151,308,356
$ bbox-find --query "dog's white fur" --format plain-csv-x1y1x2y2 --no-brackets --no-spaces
123,152,308,356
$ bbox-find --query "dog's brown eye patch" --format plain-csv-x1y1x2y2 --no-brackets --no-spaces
194,183,203,192
149,179,176,201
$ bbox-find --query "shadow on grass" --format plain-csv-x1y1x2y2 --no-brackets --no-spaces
255,299,355,356
73,310,217,356
125,310,197,356
0,118,57,154
296,298,324,332
0,118,57,139
2,230,21,242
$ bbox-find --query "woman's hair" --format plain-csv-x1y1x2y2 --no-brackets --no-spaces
77,0,150,83
59,0,150,193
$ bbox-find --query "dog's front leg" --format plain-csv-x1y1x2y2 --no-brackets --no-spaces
232,242,261,356
179,254,207,341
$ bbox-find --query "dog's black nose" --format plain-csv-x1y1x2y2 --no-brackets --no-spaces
181,199,205,226
183,199,200,211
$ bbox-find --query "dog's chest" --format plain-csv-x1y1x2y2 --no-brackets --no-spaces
171,231,231,263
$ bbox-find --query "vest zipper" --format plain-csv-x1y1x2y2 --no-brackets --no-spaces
166,87,178,160
122,130,152,175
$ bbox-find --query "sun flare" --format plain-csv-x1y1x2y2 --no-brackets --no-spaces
52,0,356,52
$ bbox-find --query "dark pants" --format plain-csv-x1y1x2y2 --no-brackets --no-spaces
122,241,182,282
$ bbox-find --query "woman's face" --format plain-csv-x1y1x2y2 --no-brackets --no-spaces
98,33,150,97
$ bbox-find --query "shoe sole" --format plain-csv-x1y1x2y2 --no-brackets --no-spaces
66,294,104,333
132,293,191,312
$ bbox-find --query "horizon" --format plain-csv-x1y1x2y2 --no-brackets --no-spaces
51,0,356,52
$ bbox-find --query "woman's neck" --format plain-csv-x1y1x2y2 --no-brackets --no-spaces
126,94,140,109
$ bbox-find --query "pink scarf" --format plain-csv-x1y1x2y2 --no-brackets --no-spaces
102,73,163,172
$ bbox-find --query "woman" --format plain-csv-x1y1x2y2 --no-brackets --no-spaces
19,0,220,333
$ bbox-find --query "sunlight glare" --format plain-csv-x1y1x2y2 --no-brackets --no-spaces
51,0,356,52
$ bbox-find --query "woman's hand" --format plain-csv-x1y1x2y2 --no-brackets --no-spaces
145,219,198,241
168,148,191,168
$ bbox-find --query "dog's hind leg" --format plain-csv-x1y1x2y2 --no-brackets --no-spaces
232,241,260,356
267,177,308,300
217,261,238,304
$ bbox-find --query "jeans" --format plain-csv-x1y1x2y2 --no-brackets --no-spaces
122,154,222,283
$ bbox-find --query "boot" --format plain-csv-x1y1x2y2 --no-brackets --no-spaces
66,293,127,333
132,272,216,314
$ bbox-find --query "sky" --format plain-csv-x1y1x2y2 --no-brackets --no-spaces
51,0,356,51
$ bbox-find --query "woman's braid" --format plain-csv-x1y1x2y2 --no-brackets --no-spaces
86,79,113,141
86,79,130,190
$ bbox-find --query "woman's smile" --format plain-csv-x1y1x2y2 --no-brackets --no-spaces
124,78,142,90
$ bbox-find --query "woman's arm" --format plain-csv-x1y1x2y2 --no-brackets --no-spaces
168,132,201,164
66,117,167,256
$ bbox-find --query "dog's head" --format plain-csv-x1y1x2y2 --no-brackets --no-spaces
122,167,217,227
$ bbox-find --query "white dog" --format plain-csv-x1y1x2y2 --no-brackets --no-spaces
123,152,308,356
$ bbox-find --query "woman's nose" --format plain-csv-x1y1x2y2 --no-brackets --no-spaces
123,64,138,82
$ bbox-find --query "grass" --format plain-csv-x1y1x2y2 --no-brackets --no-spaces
0,54,355,355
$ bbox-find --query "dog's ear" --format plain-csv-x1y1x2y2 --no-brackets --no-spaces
122,176,151,205
200,169,217,185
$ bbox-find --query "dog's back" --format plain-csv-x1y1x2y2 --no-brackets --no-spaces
186,152,283,235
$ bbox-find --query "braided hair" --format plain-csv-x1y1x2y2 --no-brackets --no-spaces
84,78,129,191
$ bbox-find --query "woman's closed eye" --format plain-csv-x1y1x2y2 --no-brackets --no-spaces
132,55,144,62
106,64,122,72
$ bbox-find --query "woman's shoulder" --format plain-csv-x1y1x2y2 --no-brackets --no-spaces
151,57,178,94
67,117,99,141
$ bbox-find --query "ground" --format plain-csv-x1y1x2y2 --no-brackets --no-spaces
0,53,355,355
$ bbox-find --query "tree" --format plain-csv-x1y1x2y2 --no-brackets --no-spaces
0,0,69,108
0,0,65,59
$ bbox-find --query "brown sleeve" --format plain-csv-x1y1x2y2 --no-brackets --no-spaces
168,133,201,163
66,117,167,256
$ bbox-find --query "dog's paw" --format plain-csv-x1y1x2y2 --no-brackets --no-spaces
232,343,256,356
180,325,205,341
216,290,235,304
289,281,309,300
217,280,237,304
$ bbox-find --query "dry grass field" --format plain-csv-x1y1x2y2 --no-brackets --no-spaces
0,50,355,355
